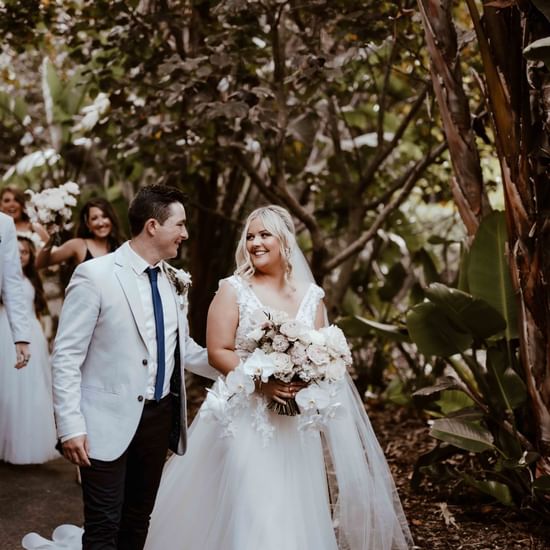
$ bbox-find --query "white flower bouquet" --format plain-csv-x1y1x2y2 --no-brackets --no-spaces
200,311,353,440
242,312,352,416
25,181,80,234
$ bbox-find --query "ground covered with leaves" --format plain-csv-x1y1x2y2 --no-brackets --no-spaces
367,402,550,550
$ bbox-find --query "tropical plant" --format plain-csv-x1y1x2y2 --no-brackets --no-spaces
407,213,550,514
417,0,550,483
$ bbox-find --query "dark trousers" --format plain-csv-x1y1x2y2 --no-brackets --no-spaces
80,396,173,550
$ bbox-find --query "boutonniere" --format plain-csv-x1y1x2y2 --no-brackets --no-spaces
164,265,192,308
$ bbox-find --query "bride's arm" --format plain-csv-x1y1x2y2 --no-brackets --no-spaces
206,282,240,376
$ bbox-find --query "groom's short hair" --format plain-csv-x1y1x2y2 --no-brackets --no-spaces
128,184,186,236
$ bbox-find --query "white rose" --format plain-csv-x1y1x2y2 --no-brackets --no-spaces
289,342,307,365
270,352,293,375
320,325,350,357
64,194,78,207
61,181,80,195
272,334,290,352
306,343,330,366
325,358,347,381
280,320,306,341
300,329,326,346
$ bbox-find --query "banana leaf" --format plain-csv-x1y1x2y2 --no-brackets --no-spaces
337,315,409,342
467,211,518,340
407,302,472,356
486,345,527,410
430,418,494,453
462,474,514,506
425,283,506,340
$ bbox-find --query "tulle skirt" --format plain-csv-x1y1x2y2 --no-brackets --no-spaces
0,306,58,464
145,403,338,550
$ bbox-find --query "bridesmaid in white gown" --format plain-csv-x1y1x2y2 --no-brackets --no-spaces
22,205,413,549
0,233,58,464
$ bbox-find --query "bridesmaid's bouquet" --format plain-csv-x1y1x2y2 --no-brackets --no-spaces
241,312,352,416
25,181,80,234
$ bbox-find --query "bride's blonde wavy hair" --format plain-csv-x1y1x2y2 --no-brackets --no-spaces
235,205,295,280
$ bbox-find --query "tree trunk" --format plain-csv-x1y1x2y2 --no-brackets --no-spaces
417,0,492,236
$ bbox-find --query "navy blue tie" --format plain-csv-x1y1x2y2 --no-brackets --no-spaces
146,267,165,402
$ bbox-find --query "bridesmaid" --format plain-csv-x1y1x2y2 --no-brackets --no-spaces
0,186,49,244
36,197,123,269
0,233,58,464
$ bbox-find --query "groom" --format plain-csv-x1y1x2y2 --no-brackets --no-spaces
52,185,218,550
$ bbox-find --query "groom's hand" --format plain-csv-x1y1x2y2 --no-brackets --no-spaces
62,435,91,467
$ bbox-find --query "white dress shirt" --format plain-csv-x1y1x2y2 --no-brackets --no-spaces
127,243,178,400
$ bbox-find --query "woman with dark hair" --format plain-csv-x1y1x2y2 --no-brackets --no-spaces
0,186,49,243
36,197,123,269
0,233,57,464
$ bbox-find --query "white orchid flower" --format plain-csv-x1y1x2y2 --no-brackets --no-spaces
226,369,255,396
242,348,276,382
295,386,331,412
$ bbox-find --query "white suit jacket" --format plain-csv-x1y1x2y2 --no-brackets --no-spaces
0,212,30,343
51,242,218,461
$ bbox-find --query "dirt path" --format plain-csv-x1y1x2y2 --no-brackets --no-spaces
0,458,82,550
2,384,550,550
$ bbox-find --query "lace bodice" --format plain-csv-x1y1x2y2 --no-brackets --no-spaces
223,275,325,361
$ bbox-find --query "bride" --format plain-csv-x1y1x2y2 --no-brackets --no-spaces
22,205,413,550
145,205,413,550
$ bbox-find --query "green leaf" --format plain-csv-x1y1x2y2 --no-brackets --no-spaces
407,302,473,356
411,444,460,490
412,376,461,397
435,390,475,415
383,377,411,406
430,418,494,453
523,37,550,71
337,316,409,342
43,58,63,103
467,211,518,340
426,283,506,340
378,262,407,301
13,96,28,122
462,475,514,506
486,345,527,410
457,245,470,293
412,248,440,285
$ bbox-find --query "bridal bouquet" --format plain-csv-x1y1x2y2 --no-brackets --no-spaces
25,181,80,233
242,313,352,416
201,311,353,441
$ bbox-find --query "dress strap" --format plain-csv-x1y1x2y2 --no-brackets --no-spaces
83,240,94,262
297,284,325,326
220,276,248,306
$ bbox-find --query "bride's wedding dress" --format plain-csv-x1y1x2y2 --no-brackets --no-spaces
22,275,413,550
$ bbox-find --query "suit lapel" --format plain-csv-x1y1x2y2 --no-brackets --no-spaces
114,246,151,353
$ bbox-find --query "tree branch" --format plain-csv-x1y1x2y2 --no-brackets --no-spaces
325,140,447,271
358,82,430,196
